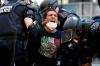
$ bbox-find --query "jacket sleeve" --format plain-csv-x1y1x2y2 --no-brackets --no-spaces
28,20,41,38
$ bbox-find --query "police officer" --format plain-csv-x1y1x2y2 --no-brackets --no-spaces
0,0,17,66
81,1,100,66
82,16,100,66
0,0,37,66
89,0,100,59
56,13,81,66
13,0,38,66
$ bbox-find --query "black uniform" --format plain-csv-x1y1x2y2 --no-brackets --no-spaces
88,16,100,58
0,2,17,66
77,17,100,64
13,2,35,66
57,30,81,66
0,1,35,66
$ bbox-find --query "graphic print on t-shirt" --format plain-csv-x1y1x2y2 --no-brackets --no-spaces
38,36,60,58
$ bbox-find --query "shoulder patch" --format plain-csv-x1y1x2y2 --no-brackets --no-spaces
0,5,13,13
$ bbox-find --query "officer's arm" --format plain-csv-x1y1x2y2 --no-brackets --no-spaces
80,18,99,66
24,17,33,33
82,17,100,32
89,21,99,36
24,17,41,38
24,9,41,37
24,17,33,29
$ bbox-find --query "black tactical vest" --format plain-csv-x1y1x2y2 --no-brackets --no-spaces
0,3,17,36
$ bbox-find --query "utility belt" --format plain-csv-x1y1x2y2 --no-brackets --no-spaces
0,34,16,40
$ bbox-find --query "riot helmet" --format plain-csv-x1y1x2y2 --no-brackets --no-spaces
39,0,58,12
63,13,80,30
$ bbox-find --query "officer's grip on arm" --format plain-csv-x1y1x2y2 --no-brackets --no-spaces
24,9,40,32
24,17,41,38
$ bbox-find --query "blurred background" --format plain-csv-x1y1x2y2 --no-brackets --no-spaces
58,0,99,18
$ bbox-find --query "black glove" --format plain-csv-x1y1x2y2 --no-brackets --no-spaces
28,20,41,38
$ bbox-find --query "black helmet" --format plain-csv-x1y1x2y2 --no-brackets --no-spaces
39,0,58,12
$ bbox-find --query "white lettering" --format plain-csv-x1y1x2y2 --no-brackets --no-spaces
0,6,13,13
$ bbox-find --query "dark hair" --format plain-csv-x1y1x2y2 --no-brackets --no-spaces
43,8,57,19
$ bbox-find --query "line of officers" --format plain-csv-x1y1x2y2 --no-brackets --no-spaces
0,0,100,66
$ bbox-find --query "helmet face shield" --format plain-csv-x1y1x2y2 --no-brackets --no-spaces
63,14,80,30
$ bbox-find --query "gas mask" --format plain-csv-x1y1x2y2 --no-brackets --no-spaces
46,22,57,30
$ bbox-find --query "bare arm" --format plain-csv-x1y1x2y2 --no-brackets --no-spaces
24,17,33,29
